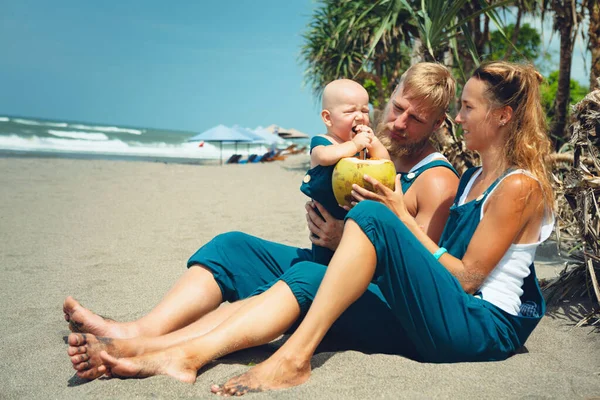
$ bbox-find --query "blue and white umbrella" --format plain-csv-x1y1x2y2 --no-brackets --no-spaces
188,125,254,164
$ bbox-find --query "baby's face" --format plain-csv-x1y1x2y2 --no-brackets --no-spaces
326,87,370,141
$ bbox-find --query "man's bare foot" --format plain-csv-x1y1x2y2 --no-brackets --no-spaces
67,333,131,380
63,296,139,338
99,347,199,384
211,353,311,396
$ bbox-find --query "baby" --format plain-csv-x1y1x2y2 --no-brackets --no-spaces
301,79,390,264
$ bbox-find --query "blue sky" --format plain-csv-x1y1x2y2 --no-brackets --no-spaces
0,1,592,135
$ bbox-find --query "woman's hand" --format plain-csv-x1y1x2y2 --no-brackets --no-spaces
346,174,411,221
305,200,344,251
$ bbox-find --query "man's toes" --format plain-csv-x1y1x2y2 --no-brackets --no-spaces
76,367,104,380
68,345,87,356
74,360,93,371
68,333,87,346
71,353,89,365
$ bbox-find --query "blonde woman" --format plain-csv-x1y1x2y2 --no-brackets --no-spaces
69,63,553,396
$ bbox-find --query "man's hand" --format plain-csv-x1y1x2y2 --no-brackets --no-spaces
305,200,344,251
346,174,411,221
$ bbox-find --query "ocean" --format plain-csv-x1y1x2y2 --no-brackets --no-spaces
0,115,299,164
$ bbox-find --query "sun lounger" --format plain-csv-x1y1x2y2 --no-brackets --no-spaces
289,146,307,155
238,154,258,164
225,154,242,164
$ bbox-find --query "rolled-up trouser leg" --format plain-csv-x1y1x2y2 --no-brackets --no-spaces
252,261,418,358
346,201,520,362
187,231,312,302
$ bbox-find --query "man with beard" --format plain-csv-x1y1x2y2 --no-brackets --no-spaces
64,63,460,380
308,62,460,250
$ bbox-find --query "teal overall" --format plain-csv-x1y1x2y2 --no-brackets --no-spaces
250,167,545,361
187,157,456,317
300,134,457,265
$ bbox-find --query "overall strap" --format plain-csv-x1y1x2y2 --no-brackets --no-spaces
309,135,333,152
478,167,517,204
400,159,458,193
453,167,481,204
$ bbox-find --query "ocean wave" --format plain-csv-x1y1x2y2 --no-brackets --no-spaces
48,130,109,141
69,124,143,135
0,134,257,160
13,118,68,127
0,117,9,122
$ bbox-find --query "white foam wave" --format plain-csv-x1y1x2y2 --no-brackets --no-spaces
13,118,68,127
48,130,109,141
69,124,143,135
11,118,141,134
0,117,9,122
0,135,267,160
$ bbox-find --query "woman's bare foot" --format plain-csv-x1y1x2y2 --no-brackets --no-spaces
63,296,139,338
211,353,311,396
67,333,132,380
99,347,200,384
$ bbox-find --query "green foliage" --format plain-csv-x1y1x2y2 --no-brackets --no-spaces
300,0,511,109
541,71,590,119
487,23,541,62
300,0,414,107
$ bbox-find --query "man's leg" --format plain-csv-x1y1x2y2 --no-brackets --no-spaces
74,281,302,383
64,231,312,339
213,201,489,395
64,266,222,339
68,300,247,380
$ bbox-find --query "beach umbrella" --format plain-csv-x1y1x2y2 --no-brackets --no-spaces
251,127,287,147
232,126,272,153
187,125,253,165
277,128,310,139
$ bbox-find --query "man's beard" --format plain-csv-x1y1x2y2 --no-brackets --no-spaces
375,121,431,159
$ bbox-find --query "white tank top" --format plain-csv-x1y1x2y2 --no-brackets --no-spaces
409,152,448,172
458,169,554,315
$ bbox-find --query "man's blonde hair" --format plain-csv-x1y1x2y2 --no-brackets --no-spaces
395,62,455,115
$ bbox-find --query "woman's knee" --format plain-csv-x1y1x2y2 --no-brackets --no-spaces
210,231,253,249
346,201,400,232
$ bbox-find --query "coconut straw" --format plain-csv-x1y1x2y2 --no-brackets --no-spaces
352,126,368,160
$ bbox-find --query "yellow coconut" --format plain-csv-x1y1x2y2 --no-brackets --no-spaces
332,157,396,207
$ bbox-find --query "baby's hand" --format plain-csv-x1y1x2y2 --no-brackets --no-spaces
353,124,374,140
352,131,371,151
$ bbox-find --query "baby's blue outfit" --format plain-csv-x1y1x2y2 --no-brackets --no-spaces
300,135,456,265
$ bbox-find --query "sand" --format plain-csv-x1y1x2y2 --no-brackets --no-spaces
0,155,598,399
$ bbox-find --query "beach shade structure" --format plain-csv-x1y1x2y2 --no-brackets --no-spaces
264,124,310,139
232,126,273,158
187,125,254,165
278,128,310,139
251,127,288,147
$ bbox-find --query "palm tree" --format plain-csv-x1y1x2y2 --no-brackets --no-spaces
300,0,415,109
588,0,600,90
546,0,585,148
301,0,514,108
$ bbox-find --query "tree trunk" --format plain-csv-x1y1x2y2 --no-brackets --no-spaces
550,1,575,148
589,0,600,90
504,8,522,60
